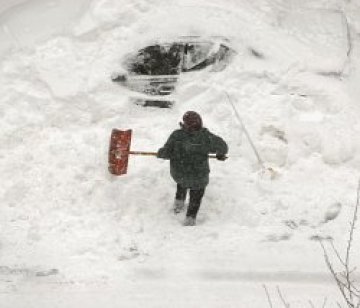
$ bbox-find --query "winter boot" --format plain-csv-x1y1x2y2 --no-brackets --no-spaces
183,216,196,226
173,199,185,214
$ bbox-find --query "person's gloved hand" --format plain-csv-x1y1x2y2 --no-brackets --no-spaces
216,154,227,161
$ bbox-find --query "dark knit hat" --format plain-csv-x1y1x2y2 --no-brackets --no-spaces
182,111,203,132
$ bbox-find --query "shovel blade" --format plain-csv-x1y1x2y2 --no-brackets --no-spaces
108,129,132,175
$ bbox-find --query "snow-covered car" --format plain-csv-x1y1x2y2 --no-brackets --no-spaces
111,36,235,98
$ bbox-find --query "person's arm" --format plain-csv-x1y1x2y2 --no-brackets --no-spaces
208,131,228,160
157,131,177,159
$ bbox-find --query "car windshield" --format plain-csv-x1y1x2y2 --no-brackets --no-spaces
126,44,183,75
182,42,213,71
121,39,234,77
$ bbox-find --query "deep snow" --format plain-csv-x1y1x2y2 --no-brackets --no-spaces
1,0,360,307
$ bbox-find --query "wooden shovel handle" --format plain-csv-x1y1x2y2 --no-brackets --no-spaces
129,151,158,156
129,151,221,159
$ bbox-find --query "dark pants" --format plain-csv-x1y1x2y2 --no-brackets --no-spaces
175,184,205,219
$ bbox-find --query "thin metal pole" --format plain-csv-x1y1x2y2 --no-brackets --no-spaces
225,92,264,167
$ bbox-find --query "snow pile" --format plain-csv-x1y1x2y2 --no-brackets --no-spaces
1,0,360,307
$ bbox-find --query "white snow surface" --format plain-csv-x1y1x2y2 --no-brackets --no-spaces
1,0,360,307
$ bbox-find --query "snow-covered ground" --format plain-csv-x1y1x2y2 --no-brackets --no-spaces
1,0,360,307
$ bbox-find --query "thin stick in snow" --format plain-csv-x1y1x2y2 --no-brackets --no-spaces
320,240,353,307
276,285,290,308
263,284,274,308
330,240,346,267
224,91,264,167
344,179,360,304
319,178,360,307
224,92,278,179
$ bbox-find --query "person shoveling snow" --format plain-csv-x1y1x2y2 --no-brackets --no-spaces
157,111,228,226
107,111,228,226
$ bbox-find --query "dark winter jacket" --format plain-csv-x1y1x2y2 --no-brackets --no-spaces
157,127,228,189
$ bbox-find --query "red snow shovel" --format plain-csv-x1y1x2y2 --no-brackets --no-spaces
108,129,158,176
108,129,220,176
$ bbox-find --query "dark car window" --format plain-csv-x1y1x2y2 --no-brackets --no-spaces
126,44,183,76
121,39,234,77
